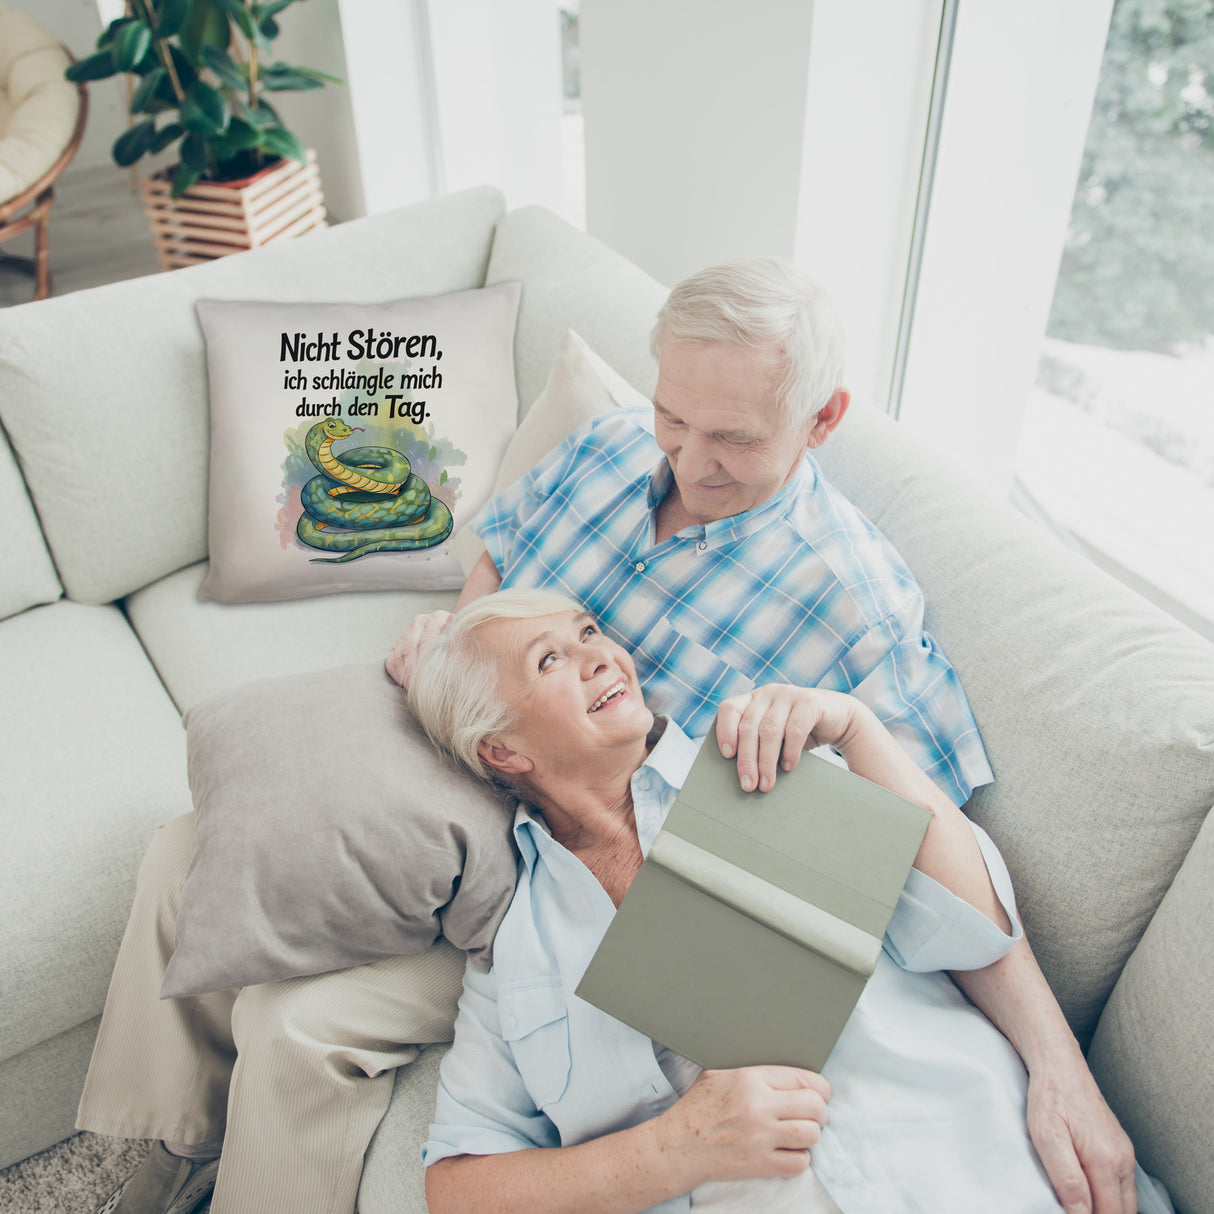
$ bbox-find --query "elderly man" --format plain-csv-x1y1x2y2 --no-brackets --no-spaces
389,260,1136,1214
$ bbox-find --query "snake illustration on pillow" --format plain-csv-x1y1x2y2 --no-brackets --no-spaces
295,418,453,562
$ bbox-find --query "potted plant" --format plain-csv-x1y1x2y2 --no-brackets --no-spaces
66,0,340,268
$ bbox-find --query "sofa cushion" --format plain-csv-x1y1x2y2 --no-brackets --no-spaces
124,561,455,714
1088,804,1214,1214
163,663,517,997
194,283,520,603
0,600,191,1063
0,421,60,620
813,402,1214,1046
485,205,668,415
0,186,506,606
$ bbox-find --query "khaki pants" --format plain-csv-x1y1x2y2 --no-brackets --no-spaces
76,814,466,1214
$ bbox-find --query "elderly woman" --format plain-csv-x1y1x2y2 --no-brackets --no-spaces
407,588,1092,1214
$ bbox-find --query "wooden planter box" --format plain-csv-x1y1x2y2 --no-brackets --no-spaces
140,150,327,271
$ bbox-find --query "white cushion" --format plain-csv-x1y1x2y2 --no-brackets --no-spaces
0,186,507,605
0,422,60,620
125,560,456,713
0,600,191,1063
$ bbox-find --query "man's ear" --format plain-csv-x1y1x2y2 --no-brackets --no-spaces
477,738,533,777
806,388,850,450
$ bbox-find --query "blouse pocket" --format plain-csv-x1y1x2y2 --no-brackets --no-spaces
499,978,572,1109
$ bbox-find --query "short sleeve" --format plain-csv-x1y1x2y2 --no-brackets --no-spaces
423,958,560,1167
883,821,1023,973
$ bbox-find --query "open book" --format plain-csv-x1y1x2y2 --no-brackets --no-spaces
575,741,932,1071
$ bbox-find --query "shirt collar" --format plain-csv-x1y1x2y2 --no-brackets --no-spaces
645,456,818,547
512,716,703,869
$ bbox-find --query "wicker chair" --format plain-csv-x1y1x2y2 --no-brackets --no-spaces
0,5,87,302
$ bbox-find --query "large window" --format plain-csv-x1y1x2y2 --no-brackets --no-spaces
1013,0,1214,636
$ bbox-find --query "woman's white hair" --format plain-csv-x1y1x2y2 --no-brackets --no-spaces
650,258,847,429
407,588,586,782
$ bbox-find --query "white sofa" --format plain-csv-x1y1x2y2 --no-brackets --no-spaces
1,186,1211,1213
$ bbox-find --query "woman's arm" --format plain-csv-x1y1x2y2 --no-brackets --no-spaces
427,1065,830,1214
715,684,1010,931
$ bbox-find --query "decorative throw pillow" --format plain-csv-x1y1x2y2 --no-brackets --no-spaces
450,328,649,574
161,662,519,998
195,283,521,603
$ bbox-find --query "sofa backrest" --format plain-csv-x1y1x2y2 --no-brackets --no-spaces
0,420,61,620
0,186,507,606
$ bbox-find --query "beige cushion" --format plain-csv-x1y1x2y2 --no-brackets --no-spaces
450,328,643,574
0,8,77,201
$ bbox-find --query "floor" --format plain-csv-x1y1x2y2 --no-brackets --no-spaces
0,162,162,308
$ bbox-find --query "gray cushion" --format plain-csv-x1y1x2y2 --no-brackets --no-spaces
0,187,506,605
0,600,190,1062
0,422,60,621
485,204,668,415
1088,804,1214,1214
814,402,1214,1045
162,663,519,997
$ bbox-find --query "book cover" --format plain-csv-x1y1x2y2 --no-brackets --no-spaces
575,742,932,1071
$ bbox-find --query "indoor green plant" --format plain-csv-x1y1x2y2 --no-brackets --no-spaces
66,0,338,196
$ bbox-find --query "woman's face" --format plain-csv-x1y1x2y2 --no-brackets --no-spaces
477,609,653,775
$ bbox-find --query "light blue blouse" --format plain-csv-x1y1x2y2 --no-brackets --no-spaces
424,721,1066,1212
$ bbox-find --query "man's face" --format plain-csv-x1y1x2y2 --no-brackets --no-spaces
652,340,816,524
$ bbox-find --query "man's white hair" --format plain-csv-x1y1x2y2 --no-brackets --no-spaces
650,258,847,429
408,588,586,781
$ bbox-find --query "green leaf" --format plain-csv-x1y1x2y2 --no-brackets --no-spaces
200,44,248,89
180,0,231,63
180,131,210,172
259,124,305,162
167,44,198,91
66,49,119,83
259,15,280,40
112,20,152,71
234,97,279,129
150,122,185,153
171,162,201,197
439,470,448,485
260,62,323,91
181,81,230,135
112,119,157,167
96,17,128,50
155,0,191,40
129,66,166,113
214,118,263,154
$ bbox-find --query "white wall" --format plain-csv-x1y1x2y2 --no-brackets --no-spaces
579,0,818,288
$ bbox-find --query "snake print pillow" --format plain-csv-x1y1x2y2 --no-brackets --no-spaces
195,284,520,603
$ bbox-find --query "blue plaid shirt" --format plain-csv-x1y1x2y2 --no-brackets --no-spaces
474,407,992,806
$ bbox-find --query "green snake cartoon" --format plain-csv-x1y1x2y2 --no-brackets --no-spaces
295,418,453,562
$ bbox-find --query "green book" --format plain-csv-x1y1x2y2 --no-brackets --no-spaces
575,742,932,1072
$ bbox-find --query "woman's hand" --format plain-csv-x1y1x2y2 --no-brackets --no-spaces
715,685,861,792
385,610,453,688
654,1066,831,1185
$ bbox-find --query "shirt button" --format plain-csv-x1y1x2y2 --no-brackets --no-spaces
697,541,707,551
634,561,646,573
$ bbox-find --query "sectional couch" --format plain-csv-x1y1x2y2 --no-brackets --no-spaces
1,185,1210,1213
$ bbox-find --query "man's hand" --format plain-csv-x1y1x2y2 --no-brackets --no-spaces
385,610,453,689
653,1066,830,1186
1026,1061,1137,1214
715,684,860,792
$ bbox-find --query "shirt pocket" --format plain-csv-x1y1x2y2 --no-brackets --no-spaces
636,615,754,722
499,978,572,1110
